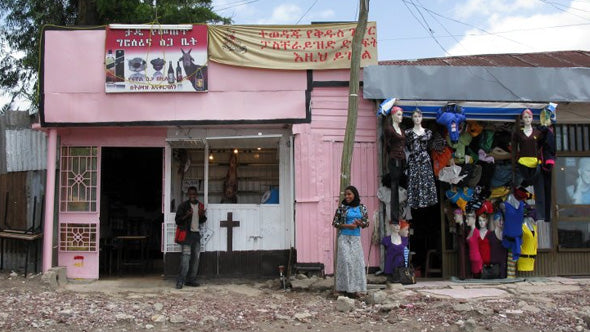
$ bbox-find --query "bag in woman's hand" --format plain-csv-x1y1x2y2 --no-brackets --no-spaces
174,227,187,244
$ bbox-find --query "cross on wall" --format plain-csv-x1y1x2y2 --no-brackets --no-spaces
220,212,240,252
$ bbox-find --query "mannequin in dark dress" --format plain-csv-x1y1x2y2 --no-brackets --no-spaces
383,107,406,224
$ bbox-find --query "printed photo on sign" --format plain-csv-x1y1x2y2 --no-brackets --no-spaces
105,25,208,93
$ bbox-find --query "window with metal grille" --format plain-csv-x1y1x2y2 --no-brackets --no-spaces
555,124,590,152
59,223,98,252
59,146,98,212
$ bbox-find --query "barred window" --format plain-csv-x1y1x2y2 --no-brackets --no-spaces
59,146,98,212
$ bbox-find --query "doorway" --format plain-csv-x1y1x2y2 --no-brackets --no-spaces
100,147,163,276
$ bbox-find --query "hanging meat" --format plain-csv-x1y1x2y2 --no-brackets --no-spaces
221,152,238,203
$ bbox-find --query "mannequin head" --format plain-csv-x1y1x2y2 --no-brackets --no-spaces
399,220,410,237
477,214,488,230
492,212,504,230
391,223,401,234
521,109,533,127
391,106,404,124
465,211,476,227
453,208,463,224
412,109,423,126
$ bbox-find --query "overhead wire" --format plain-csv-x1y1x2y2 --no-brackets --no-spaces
380,21,590,41
214,0,262,12
403,0,536,50
400,0,521,99
401,0,448,54
537,0,590,22
296,0,319,24
414,0,469,54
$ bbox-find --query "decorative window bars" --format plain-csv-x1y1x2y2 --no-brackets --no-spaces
59,146,98,212
59,223,98,252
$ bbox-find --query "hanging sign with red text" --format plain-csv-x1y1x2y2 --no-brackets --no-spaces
208,22,377,70
104,25,208,93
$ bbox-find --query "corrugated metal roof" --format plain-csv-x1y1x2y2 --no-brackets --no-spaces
379,50,590,67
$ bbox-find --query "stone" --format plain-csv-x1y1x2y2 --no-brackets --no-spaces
169,315,185,323
151,314,166,323
153,303,164,311
335,296,355,312
452,303,472,312
293,312,313,322
366,290,388,305
41,267,68,288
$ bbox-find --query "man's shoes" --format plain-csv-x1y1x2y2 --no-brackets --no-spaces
175,281,183,289
185,281,200,287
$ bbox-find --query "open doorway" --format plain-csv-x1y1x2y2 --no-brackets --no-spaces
100,147,163,276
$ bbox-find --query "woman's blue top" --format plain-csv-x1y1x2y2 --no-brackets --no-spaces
340,206,362,237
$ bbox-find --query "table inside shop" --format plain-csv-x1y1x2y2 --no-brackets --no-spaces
114,235,148,275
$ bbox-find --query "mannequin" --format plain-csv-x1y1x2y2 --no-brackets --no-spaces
486,212,507,278
465,211,483,277
405,109,438,209
381,220,409,282
513,109,542,186
477,214,491,266
383,106,406,224
501,193,524,278
453,208,467,280
517,217,538,272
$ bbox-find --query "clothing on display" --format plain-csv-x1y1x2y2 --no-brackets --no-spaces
405,129,438,209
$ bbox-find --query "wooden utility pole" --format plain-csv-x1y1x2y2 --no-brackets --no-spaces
334,0,370,289
338,0,369,200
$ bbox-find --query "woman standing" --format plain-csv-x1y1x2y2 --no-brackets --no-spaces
405,109,438,209
332,185,369,297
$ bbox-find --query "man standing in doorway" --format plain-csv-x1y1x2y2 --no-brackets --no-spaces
175,186,207,289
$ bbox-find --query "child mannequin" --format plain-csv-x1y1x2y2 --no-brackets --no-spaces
381,220,410,282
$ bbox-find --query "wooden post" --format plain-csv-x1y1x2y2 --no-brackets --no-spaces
334,0,370,289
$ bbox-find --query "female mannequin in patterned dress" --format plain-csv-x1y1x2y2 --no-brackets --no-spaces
404,109,438,209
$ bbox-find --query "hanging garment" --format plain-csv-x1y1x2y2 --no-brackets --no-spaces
478,230,491,265
486,231,507,278
502,198,524,259
405,129,438,209
466,228,483,275
381,235,409,275
517,221,538,272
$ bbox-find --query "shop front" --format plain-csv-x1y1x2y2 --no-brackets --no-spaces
363,57,590,278
39,23,381,279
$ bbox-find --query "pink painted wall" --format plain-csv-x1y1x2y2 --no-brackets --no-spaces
293,87,379,274
43,30,307,124
57,128,166,279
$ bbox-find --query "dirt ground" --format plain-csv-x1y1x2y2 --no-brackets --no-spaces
1,271,590,332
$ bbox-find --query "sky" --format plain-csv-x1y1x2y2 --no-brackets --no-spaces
211,0,590,61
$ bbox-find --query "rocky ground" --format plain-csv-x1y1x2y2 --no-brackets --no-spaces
1,270,590,332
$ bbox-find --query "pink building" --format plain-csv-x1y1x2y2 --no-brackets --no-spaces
39,26,380,279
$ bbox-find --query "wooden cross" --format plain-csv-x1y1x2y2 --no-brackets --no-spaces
220,212,240,252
